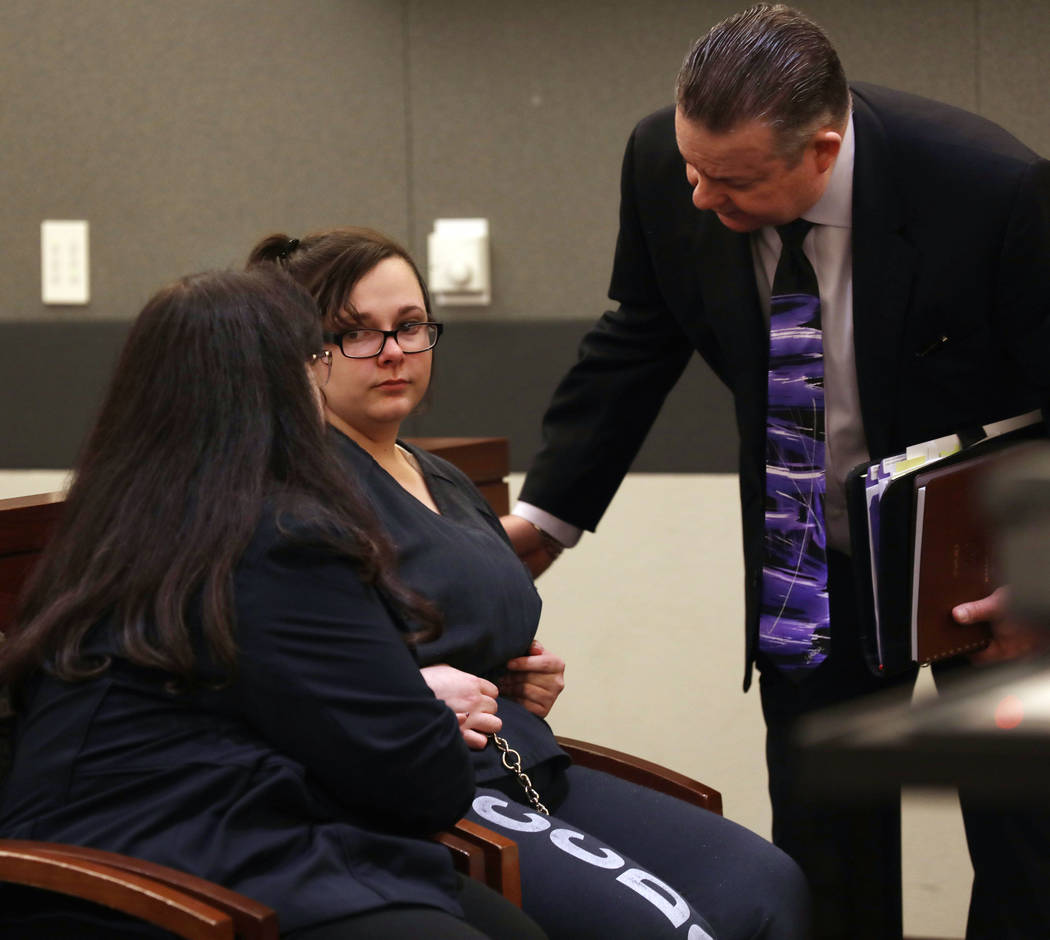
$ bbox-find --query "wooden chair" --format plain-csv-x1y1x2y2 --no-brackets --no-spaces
407,437,511,515
556,737,722,815
0,839,277,939
435,819,524,906
0,438,725,917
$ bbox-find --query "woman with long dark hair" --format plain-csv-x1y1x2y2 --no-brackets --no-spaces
0,267,543,940
248,229,812,940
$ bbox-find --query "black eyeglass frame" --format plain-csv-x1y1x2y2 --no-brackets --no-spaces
324,322,444,360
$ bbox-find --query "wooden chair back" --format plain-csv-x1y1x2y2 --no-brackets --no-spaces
0,839,280,939
0,437,507,628
406,437,510,514
0,491,64,782
0,491,64,634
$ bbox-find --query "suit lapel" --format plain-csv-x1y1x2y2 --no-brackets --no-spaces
850,90,919,459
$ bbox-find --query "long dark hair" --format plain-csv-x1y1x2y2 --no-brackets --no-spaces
0,267,438,688
246,228,432,329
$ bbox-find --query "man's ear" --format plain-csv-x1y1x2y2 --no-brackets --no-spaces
811,128,842,174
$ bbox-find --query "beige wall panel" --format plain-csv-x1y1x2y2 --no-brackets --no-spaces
406,0,743,322
979,0,1050,154
1,0,409,322
808,0,978,110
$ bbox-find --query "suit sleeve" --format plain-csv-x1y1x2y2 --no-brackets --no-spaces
226,524,474,834
995,156,1050,420
518,122,696,531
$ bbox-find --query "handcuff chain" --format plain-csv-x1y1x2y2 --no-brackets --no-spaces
490,733,549,815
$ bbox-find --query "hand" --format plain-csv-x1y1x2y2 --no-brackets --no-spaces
421,664,501,749
501,514,560,578
498,640,566,719
954,587,1050,664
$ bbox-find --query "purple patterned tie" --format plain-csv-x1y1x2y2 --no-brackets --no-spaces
759,219,830,675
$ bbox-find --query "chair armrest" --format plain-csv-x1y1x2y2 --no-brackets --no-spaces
1,840,277,939
435,819,522,907
0,840,234,939
557,736,723,816
433,738,722,908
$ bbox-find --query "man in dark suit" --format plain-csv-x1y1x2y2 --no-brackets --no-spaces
504,4,1050,938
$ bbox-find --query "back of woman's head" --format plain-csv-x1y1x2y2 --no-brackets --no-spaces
0,267,403,687
86,267,325,499
247,228,432,328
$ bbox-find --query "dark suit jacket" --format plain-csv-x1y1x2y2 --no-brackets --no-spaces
0,509,473,931
520,83,1050,689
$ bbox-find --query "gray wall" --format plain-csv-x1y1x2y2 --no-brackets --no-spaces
3,0,1049,467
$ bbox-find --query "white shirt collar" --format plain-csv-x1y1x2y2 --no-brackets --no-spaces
802,113,854,229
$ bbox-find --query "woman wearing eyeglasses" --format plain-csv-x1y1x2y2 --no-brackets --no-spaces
248,229,811,940
0,267,544,940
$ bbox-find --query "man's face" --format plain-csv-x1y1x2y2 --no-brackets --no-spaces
674,109,838,232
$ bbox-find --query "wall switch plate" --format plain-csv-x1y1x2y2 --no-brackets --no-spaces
41,220,90,305
428,218,490,306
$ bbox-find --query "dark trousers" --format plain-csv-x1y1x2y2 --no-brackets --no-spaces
759,551,1050,940
286,874,546,940
470,764,811,940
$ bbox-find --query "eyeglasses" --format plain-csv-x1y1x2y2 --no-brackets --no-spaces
308,349,333,387
326,322,444,359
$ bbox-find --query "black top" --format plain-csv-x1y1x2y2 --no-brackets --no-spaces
0,508,473,930
330,428,568,783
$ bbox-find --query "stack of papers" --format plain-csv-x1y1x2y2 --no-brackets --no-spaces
847,410,1043,675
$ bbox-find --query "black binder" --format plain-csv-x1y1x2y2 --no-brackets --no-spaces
846,416,1043,677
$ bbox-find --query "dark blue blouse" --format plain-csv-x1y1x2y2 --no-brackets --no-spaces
330,429,569,783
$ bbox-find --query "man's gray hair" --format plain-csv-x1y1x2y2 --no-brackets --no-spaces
675,4,850,163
